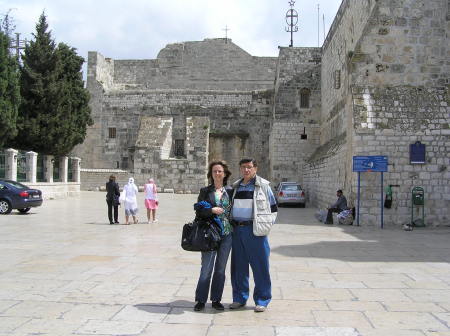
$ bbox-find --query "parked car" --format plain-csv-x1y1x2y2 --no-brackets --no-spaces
275,182,305,207
0,179,43,214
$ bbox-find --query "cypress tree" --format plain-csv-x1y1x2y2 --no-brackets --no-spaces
15,12,92,155
0,29,20,148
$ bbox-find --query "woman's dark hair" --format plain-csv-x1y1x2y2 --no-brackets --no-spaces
207,160,232,185
109,175,116,181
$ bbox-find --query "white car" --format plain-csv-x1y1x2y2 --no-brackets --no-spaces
275,182,305,207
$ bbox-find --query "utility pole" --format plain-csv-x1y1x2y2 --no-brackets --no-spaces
9,32,26,59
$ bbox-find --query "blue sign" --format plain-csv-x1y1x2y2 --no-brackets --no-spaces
353,156,388,172
410,141,426,164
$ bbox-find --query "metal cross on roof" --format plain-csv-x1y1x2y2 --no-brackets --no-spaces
223,25,230,43
285,1,299,47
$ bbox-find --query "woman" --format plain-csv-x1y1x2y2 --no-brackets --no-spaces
121,177,139,225
144,178,159,223
106,175,120,224
194,160,233,311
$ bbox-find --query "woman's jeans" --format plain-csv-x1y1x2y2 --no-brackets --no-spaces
106,199,118,223
195,233,232,303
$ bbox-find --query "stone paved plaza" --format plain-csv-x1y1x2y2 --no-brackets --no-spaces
0,191,449,336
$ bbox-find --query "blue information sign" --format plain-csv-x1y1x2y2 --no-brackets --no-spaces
353,156,388,172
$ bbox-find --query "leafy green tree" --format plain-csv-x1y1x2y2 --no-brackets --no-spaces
14,12,92,155
0,29,20,148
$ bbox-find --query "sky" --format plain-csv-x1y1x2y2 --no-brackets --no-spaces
2,0,342,64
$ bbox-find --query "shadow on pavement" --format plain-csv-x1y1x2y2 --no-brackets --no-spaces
135,300,232,314
272,207,450,262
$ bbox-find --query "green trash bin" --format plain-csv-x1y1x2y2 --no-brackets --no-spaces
411,187,425,227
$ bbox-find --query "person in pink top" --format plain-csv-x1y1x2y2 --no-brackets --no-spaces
144,178,159,223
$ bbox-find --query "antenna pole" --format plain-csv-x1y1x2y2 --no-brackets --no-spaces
317,4,320,47
323,14,325,43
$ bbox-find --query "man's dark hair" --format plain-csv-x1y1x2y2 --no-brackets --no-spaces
239,158,257,167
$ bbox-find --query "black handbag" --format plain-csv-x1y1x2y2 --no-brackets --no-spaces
113,194,120,206
181,218,221,252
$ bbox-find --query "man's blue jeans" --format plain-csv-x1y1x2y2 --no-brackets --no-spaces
231,224,271,307
195,233,232,303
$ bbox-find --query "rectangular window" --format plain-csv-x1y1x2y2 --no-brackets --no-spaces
174,139,185,158
300,88,310,108
108,127,116,139
121,157,128,169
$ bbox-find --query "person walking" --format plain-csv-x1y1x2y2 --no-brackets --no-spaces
229,158,277,313
144,178,159,223
121,177,139,225
324,189,348,225
193,160,233,312
106,175,120,224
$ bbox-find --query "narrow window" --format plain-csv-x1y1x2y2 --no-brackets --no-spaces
300,88,310,108
108,127,116,139
174,139,185,158
333,70,341,89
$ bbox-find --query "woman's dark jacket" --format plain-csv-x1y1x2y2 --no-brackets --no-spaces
196,184,233,219
106,181,120,202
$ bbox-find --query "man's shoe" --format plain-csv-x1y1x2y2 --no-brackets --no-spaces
324,221,333,225
254,305,266,312
229,302,245,309
109,222,114,225
212,301,224,310
114,221,119,224
194,302,205,311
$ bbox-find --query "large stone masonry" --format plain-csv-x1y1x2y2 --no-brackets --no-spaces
133,116,209,193
351,86,449,226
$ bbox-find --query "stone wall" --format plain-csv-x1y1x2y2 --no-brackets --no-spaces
351,0,448,87
270,47,322,185
351,86,449,226
270,122,320,185
133,116,209,193
80,169,129,191
303,134,350,208
304,0,449,226
100,39,277,91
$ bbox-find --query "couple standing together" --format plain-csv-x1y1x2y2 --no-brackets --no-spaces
194,158,278,313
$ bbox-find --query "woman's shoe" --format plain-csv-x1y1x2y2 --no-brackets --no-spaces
212,301,224,310
194,302,205,311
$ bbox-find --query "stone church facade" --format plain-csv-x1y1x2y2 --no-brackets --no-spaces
74,0,449,226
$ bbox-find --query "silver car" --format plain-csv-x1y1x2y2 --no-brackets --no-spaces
275,182,305,207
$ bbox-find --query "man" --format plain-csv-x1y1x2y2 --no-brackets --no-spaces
229,158,277,312
325,189,347,224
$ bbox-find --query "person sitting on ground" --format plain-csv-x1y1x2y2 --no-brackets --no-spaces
325,189,347,225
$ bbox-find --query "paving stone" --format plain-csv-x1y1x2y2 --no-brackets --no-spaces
112,304,170,323
326,300,385,312
140,323,209,336
0,192,449,335
76,319,148,335
365,311,448,331
276,326,360,336
0,317,30,334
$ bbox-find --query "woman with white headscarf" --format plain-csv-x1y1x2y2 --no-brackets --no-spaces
121,177,139,224
144,178,159,223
